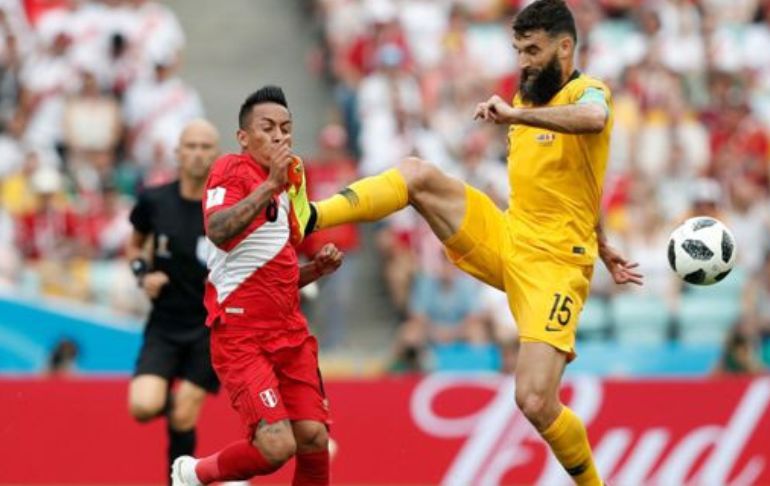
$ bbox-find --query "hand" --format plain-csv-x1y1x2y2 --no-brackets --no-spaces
599,244,643,286
265,141,294,191
312,243,344,277
473,95,515,124
142,271,170,299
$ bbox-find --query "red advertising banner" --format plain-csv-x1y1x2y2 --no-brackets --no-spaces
1,375,769,485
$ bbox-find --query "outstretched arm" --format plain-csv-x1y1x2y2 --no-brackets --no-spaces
474,94,608,134
596,222,644,286
298,243,344,288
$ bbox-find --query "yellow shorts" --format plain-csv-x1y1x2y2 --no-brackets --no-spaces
443,185,593,359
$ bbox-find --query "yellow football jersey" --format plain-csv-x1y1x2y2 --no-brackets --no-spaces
506,72,613,265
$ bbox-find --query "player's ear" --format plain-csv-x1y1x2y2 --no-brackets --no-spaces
557,34,573,60
236,128,248,149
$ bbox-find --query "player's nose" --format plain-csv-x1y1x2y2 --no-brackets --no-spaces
518,53,531,71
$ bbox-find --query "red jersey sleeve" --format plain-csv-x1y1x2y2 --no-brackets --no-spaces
204,157,248,221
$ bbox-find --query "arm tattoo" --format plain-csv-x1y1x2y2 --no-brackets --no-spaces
207,183,277,246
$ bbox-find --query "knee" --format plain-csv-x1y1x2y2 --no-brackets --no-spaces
296,423,329,454
397,157,440,196
128,400,163,423
515,386,557,429
168,400,201,431
254,433,297,466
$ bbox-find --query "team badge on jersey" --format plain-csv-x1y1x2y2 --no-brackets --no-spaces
259,388,279,408
535,132,556,146
156,234,171,258
206,187,226,209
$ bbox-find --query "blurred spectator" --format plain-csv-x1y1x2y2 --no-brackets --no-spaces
655,0,706,74
726,175,770,274
622,195,680,308
63,69,122,156
455,128,508,207
0,201,20,289
743,251,770,367
374,209,418,317
714,324,765,375
478,286,519,373
301,124,361,349
82,182,132,259
16,166,78,261
123,0,185,82
330,0,411,156
1,149,41,216
64,69,123,195
684,177,726,221
357,43,422,175
708,98,769,189
0,6,24,124
16,13,79,158
122,49,203,174
16,166,89,299
390,255,486,372
46,337,79,376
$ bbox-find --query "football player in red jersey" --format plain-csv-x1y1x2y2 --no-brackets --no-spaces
171,86,341,486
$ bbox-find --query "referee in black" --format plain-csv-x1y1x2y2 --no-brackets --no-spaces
126,119,220,482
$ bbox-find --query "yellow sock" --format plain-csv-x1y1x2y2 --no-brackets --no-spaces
314,168,408,230
541,407,603,486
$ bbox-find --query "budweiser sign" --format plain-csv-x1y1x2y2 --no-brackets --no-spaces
1,377,769,484
410,375,770,485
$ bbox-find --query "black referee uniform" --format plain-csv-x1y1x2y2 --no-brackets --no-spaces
129,180,218,392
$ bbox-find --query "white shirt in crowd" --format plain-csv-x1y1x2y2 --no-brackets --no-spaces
123,76,203,167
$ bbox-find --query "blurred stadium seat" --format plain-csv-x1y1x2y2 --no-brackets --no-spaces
431,342,501,372
578,297,610,341
678,293,742,345
611,293,671,345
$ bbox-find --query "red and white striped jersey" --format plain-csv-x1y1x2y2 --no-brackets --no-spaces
202,153,306,331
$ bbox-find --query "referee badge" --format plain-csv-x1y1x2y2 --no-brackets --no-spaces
259,388,279,408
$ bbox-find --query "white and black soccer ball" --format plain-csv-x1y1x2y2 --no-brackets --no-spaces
668,216,737,285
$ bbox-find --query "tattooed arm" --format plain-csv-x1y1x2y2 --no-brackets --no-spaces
207,142,294,246
206,180,281,246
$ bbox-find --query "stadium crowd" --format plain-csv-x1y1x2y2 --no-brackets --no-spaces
1,0,769,375
310,0,770,372
0,0,198,315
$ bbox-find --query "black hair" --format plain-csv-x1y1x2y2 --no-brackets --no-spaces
513,0,577,43
238,85,289,129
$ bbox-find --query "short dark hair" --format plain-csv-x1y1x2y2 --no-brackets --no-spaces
238,85,289,129
513,0,577,43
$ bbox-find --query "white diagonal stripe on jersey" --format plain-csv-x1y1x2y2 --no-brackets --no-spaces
206,194,290,303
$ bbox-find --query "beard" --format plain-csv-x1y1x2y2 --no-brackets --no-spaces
519,54,564,106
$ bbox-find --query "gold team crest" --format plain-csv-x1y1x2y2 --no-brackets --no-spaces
535,132,556,146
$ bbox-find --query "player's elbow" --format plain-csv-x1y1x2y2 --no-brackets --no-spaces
206,230,225,247
581,105,607,133
205,220,229,247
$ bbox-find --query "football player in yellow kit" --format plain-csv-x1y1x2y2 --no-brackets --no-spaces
290,1,643,484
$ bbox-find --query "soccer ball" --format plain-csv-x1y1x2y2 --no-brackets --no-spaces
667,216,736,285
